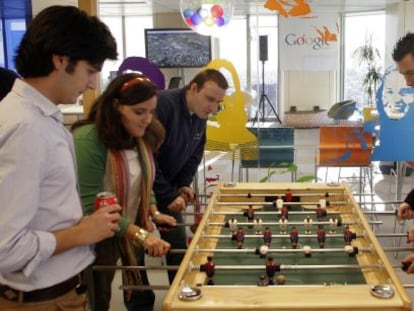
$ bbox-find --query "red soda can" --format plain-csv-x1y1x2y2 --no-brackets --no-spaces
95,192,118,211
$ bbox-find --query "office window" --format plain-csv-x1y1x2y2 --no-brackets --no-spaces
99,15,153,88
343,12,385,108
218,14,278,120
100,16,123,87
124,16,153,57
0,20,4,67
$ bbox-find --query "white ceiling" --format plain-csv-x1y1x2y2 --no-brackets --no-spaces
31,0,409,16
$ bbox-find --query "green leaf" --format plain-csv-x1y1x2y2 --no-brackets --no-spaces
297,175,317,183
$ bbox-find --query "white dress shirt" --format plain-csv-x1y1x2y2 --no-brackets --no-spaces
0,79,94,291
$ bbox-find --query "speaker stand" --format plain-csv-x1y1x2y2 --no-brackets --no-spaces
253,61,281,125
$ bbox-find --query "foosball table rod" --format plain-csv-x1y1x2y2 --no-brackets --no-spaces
190,262,381,271
216,201,346,206
169,246,413,255
207,220,382,226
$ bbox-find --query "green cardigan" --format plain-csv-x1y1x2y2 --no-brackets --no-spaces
73,124,156,237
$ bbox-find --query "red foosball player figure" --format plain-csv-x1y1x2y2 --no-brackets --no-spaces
290,226,299,249
254,217,263,235
244,204,255,222
265,256,281,285
236,227,245,249
343,225,356,245
316,225,326,248
304,216,312,234
200,256,216,285
263,227,272,246
285,189,293,202
279,215,288,234
280,205,289,220
315,204,327,220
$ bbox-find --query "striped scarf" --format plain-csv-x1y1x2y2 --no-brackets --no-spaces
107,138,155,298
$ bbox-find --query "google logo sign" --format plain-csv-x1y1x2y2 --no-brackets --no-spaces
285,33,329,50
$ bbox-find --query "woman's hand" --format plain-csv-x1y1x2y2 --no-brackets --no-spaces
142,234,171,257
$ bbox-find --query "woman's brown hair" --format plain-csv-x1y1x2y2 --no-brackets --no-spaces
72,72,165,151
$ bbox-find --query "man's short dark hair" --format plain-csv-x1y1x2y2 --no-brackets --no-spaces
392,32,414,62
0,68,19,101
188,69,229,90
15,5,118,78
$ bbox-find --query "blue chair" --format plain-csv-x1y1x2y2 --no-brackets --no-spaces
239,127,296,181
327,100,356,122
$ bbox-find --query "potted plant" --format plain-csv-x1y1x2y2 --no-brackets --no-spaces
352,33,383,108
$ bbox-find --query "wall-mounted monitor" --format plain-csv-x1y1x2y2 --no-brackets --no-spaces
145,28,212,68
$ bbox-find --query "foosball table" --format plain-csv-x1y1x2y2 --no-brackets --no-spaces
163,182,411,311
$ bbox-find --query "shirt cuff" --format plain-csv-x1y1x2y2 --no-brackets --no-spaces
23,231,56,277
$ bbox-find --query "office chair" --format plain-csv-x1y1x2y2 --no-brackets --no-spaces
327,100,356,121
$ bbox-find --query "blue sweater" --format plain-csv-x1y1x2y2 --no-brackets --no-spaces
154,87,206,209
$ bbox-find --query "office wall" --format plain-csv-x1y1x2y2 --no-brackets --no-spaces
282,70,337,112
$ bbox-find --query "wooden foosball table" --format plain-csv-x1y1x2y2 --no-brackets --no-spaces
163,182,411,311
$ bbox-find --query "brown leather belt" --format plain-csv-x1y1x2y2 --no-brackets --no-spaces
0,275,79,303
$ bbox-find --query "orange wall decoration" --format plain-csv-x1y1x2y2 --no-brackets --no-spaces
264,0,313,18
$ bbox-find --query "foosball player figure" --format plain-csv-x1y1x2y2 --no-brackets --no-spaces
227,217,238,240
200,256,216,285
236,227,245,249
258,275,268,286
280,205,289,220
285,188,293,202
343,225,356,245
315,204,327,220
276,196,283,210
279,215,288,234
316,225,326,248
329,216,339,233
254,217,263,235
265,256,280,285
304,216,312,234
263,226,272,246
243,204,255,228
290,226,299,249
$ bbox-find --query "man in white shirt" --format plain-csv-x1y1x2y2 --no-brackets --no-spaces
0,6,120,310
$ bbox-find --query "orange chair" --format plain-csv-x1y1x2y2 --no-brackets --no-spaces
315,125,374,193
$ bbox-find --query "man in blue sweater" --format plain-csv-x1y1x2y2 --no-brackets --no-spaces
154,69,228,282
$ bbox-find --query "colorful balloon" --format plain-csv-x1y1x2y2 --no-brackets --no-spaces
211,4,224,18
180,0,234,36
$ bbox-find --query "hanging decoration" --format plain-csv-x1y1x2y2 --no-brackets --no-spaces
180,0,234,36
264,0,313,18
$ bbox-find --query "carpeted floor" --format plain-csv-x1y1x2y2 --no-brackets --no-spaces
283,110,362,128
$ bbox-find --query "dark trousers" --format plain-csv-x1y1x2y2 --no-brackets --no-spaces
86,238,155,311
159,212,187,283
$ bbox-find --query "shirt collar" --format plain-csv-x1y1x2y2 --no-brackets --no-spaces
13,79,64,123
